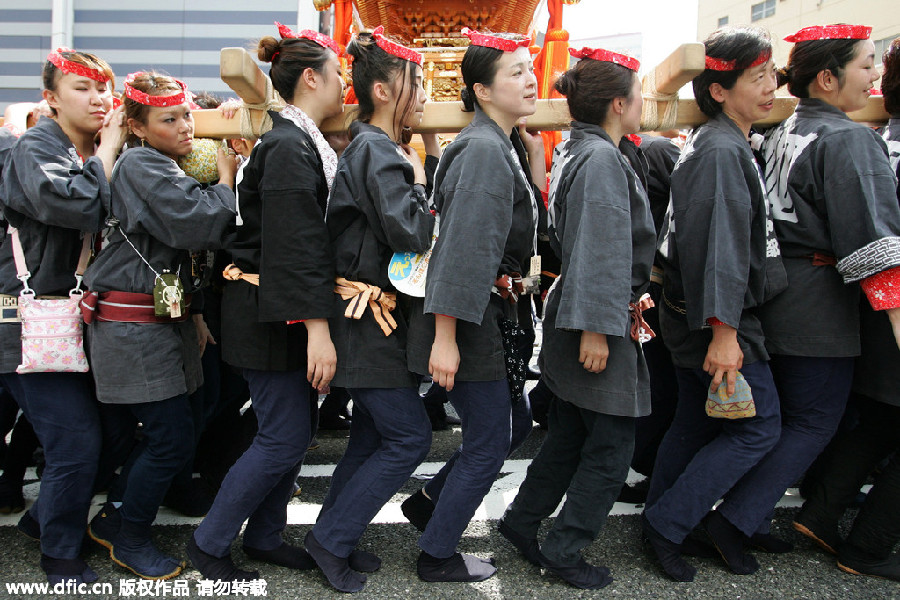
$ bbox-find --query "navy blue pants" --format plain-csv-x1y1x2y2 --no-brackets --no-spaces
419,380,529,558
194,368,316,557
644,361,781,543
313,387,431,557
503,395,634,566
423,386,532,502
0,372,100,559
716,355,854,536
99,394,194,526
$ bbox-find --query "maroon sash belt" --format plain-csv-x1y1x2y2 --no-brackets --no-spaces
80,291,191,324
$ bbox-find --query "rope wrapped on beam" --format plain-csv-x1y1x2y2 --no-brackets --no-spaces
641,69,680,131
237,76,285,139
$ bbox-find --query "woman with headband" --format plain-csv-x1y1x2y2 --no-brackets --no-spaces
405,27,544,583
188,23,343,584
644,26,785,581
699,23,900,572
499,45,655,590
0,46,125,587
305,27,435,593
81,71,237,580
771,33,900,583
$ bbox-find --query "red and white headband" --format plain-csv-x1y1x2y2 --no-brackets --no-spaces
372,26,423,67
275,21,341,55
569,47,640,72
461,28,531,52
705,49,771,72
123,72,189,108
784,24,872,43
46,48,109,83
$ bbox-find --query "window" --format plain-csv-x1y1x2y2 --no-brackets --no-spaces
873,35,898,66
751,0,775,22
718,16,729,27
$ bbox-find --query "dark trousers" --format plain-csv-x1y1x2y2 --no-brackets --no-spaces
104,389,204,503
716,355,854,536
314,387,431,557
502,395,634,565
0,372,100,559
194,368,316,557
632,290,678,476
423,387,532,502
98,394,194,526
801,394,900,558
644,361,781,543
418,379,520,558
1,412,39,485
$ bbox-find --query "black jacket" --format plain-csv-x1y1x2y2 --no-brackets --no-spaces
326,121,434,388
221,111,335,371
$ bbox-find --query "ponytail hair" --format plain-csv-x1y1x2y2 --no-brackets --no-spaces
554,59,635,126
258,35,333,103
346,31,418,139
460,32,528,112
777,37,862,98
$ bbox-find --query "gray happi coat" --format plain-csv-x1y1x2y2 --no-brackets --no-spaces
853,115,900,407
407,105,537,381
84,147,235,404
327,121,434,388
657,112,788,369
759,98,900,357
0,118,109,372
540,121,656,417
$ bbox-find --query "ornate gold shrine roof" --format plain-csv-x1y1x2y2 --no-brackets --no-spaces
352,0,542,44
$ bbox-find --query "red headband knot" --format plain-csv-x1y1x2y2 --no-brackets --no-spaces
784,24,872,43
275,21,341,55
461,28,531,52
568,47,640,72
46,48,109,83
123,72,189,108
371,26,423,67
704,49,771,72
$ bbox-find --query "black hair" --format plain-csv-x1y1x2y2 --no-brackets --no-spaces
880,38,900,115
258,36,333,103
191,91,223,110
694,26,772,118
460,33,529,112
776,35,864,98
554,58,636,125
346,31,418,140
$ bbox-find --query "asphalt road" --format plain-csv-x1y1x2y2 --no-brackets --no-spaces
1,422,898,600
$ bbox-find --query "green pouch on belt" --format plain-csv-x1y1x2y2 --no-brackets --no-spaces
153,271,184,318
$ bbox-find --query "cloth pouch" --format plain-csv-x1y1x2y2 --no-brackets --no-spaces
706,371,756,419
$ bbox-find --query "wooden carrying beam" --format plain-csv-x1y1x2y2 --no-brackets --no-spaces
203,45,890,139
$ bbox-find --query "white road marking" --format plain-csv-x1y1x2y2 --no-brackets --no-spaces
0,463,809,528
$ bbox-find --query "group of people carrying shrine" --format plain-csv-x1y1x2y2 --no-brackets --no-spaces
0,16,898,593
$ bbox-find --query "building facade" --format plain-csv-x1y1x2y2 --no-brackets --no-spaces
0,0,321,111
698,0,899,68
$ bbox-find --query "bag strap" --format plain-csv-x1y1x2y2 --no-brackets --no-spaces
8,227,32,293
9,226,91,296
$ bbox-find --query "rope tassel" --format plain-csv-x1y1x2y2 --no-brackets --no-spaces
334,277,398,336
